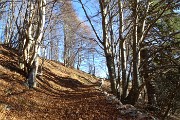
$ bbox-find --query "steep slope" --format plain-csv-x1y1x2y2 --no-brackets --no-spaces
0,45,121,120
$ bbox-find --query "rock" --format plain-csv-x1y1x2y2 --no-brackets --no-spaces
118,104,136,111
118,104,142,118
106,96,112,103
103,91,108,95
4,104,13,111
119,110,126,115
138,115,148,120
110,95,116,100
117,118,123,120
128,110,138,117
137,115,157,120
124,104,136,110
120,109,138,117
116,104,123,110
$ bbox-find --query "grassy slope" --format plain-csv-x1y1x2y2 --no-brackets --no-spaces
0,45,121,120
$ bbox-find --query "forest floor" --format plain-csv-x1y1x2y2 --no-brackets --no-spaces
0,45,125,120
1,45,180,120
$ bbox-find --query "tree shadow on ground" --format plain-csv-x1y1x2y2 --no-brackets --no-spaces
0,72,26,88
42,67,89,89
35,67,101,101
0,46,25,76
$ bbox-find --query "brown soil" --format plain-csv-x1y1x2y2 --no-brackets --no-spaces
0,45,122,120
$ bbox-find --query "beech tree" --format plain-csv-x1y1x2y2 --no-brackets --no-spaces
79,0,180,107
16,0,46,88
61,0,97,69
1,0,179,118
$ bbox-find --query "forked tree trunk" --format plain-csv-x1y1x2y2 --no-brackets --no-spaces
17,0,46,88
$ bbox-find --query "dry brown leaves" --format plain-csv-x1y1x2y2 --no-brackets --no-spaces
0,45,122,120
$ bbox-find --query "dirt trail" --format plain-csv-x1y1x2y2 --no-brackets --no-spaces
0,45,121,120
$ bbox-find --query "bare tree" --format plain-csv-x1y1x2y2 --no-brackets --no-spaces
79,0,180,105
16,0,46,88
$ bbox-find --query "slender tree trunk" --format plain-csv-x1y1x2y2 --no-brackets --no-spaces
105,52,116,95
63,23,68,66
99,0,116,95
125,0,139,105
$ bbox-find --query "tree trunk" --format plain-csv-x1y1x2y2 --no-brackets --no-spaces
120,40,127,100
105,52,116,95
17,0,46,88
140,46,157,108
99,0,117,95
125,0,139,105
28,56,39,88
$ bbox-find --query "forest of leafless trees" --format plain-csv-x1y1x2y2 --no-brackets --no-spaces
0,0,180,119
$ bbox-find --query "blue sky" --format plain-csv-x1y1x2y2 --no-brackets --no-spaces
72,0,108,78
0,0,107,78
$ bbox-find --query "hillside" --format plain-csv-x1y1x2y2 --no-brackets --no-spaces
0,45,122,120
